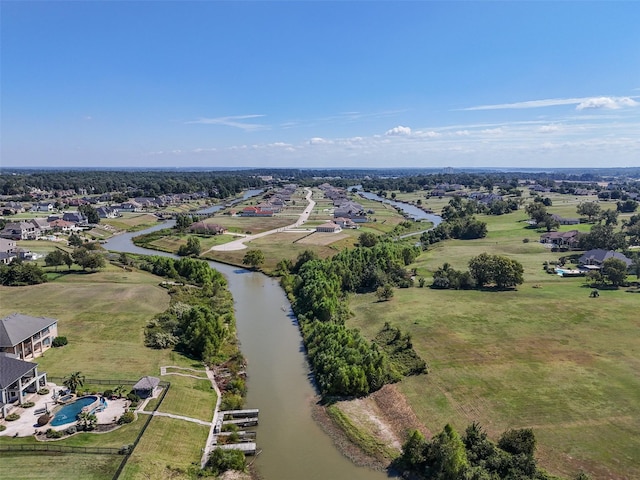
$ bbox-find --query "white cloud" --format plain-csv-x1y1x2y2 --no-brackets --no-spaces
538,124,561,133
186,115,267,131
576,96,638,110
415,130,441,138
385,125,412,136
481,128,503,135
308,137,332,145
462,96,639,111
455,130,471,136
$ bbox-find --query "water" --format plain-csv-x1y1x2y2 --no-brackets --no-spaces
104,222,390,480
357,190,442,225
197,189,264,214
50,395,99,426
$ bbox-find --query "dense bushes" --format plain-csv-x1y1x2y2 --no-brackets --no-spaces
284,242,426,397
118,411,135,424
52,336,68,347
37,413,51,426
398,423,553,480
0,261,47,286
206,447,246,475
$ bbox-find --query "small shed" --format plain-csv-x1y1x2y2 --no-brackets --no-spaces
133,376,160,399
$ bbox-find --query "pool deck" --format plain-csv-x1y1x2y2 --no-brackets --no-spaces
0,383,129,437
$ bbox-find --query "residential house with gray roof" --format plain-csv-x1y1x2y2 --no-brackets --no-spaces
0,314,59,360
0,353,47,418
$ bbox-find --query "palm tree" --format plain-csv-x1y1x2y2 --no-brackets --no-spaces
113,384,127,399
77,411,97,431
63,371,85,393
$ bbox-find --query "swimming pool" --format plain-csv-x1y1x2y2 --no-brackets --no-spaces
50,395,99,426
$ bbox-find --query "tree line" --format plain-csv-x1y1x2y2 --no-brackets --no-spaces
280,242,426,397
396,422,590,480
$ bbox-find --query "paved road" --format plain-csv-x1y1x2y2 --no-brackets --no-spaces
208,187,316,252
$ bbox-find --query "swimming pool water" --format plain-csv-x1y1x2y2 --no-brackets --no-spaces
50,395,98,426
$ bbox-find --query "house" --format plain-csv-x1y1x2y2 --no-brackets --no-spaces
96,206,119,219
30,218,52,234
0,353,48,418
132,376,160,399
241,206,274,217
551,214,580,225
334,217,358,229
316,222,342,233
189,222,226,235
31,202,54,212
0,238,18,264
539,230,581,249
48,219,77,233
0,221,40,240
0,314,59,360
579,249,632,268
117,200,143,213
62,212,88,225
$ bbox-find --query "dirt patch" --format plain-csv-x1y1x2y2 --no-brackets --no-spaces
312,384,430,470
296,232,349,246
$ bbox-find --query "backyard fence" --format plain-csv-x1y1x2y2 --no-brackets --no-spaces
0,444,121,455
111,380,171,480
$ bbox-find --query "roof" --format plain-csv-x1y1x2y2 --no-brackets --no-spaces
579,249,632,267
0,353,38,389
133,376,160,391
0,314,58,348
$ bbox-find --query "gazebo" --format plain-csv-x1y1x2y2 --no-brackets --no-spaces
132,376,160,399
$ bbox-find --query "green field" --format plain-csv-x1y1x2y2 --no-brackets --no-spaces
0,453,123,480
0,264,217,480
347,207,640,479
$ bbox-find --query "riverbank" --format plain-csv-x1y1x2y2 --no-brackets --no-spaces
311,384,430,472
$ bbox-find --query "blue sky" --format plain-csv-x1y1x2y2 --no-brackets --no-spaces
2,1,639,169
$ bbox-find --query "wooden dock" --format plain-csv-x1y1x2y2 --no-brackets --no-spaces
221,409,259,418
216,442,257,455
222,417,258,427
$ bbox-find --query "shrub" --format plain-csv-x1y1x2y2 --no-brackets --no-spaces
0,425,6,432
21,401,35,408
126,392,140,403
52,336,68,347
5,413,20,421
522,238,530,243
118,444,133,455
37,413,51,426
103,389,113,398
220,393,243,411
207,448,246,475
65,425,77,435
118,411,135,424
38,388,49,395
45,428,65,439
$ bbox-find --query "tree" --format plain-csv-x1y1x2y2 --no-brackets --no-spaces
78,204,99,224
617,199,639,213
376,284,394,301
498,428,536,457
175,214,192,232
399,429,427,470
540,214,560,232
242,249,265,269
113,385,127,399
468,253,494,287
177,236,201,256
44,249,68,271
358,231,378,247
77,411,97,431
63,371,85,393
68,233,83,247
577,202,601,222
524,202,547,225
468,253,524,289
601,257,628,287
599,209,619,226
425,424,469,480
73,247,106,271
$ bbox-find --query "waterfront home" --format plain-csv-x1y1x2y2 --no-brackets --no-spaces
0,353,48,418
0,314,59,360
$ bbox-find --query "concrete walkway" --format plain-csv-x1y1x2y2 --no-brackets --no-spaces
201,365,222,468
208,187,316,252
138,410,212,427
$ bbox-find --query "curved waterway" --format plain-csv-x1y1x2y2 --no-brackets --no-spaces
104,222,390,480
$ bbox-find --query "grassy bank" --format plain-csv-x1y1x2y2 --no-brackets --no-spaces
347,208,639,480
0,263,217,479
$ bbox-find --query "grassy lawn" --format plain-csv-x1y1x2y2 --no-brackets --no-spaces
0,453,123,480
347,207,640,479
0,263,217,479
120,416,209,480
